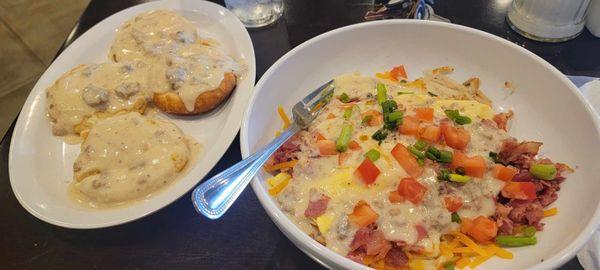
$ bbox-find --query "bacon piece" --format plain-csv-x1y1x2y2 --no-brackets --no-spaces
268,133,302,165
481,119,499,129
498,139,543,168
304,190,330,218
347,249,365,264
384,247,408,268
493,111,514,131
507,199,544,230
349,225,392,260
494,203,514,235
512,170,533,182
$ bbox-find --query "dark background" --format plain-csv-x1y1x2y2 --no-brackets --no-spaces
1,0,598,269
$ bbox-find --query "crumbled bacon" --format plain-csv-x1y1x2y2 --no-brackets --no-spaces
384,246,408,267
493,111,514,131
498,139,542,168
304,191,330,218
512,170,533,182
349,225,392,260
267,133,302,166
347,249,365,264
507,200,544,230
494,203,515,235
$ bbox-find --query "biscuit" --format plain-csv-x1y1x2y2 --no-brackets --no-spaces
46,62,150,139
73,112,190,204
153,72,237,114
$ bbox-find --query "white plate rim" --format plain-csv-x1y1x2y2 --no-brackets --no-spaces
9,0,256,229
240,19,600,270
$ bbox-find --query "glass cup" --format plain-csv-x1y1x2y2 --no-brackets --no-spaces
224,0,284,28
507,0,591,42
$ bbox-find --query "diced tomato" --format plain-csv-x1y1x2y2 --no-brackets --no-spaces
348,201,379,227
316,139,337,155
492,164,519,182
460,216,498,243
460,217,474,233
314,132,326,141
443,196,463,212
326,113,336,119
348,140,361,150
502,182,537,200
389,191,403,203
338,152,351,166
355,158,381,185
414,107,434,122
397,177,428,205
451,151,486,178
398,115,420,136
418,124,441,143
441,122,471,150
391,143,424,178
362,110,383,126
390,65,408,81
415,224,428,242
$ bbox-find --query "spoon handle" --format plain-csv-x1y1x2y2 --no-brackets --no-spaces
191,124,300,219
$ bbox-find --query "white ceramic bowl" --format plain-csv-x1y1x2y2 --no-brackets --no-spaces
240,20,600,269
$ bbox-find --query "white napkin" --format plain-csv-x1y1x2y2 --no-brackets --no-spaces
568,76,600,269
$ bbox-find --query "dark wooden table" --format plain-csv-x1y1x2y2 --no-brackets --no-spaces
1,1,598,269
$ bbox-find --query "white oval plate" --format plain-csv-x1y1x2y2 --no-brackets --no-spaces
240,20,600,270
9,0,255,229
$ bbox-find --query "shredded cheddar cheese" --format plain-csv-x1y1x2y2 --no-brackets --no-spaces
277,105,291,129
267,172,291,195
264,160,298,172
543,207,558,217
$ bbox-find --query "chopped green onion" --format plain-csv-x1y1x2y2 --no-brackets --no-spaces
365,149,381,162
426,147,441,161
530,164,557,180
444,262,455,270
449,173,471,183
380,100,398,114
416,158,425,166
387,111,403,122
521,226,537,237
371,128,388,145
495,235,537,247
413,140,428,151
451,212,461,223
343,107,353,119
362,115,373,124
455,167,466,175
336,124,353,152
397,91,414,95
377,83,387,104
437,169,451,181
339,92,350,103
428,91,438,97
407,146,425,159
445,109,472,125
438,150,453,163
384,111,403,130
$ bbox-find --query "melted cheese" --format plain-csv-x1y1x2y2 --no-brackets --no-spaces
432,99,494,120
46,62,151,140
71,112,193,206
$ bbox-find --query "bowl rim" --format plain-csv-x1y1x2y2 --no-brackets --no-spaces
240,19,600,270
